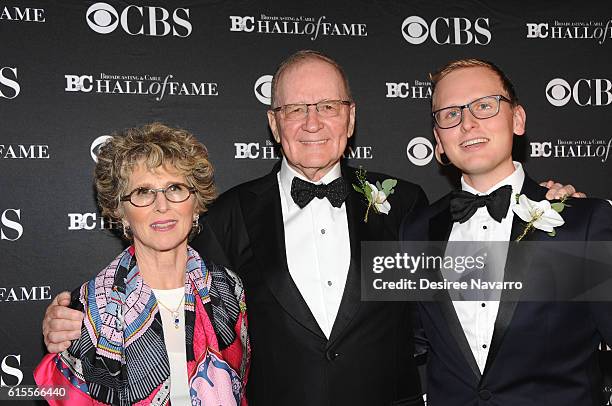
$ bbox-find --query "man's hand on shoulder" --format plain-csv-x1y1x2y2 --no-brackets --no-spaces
42,291,84,353
540,180,587,200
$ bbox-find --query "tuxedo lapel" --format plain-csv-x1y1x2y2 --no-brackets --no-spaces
327,167,367,346
242,164,325,339
429,198,453,242
481,282,520,380
482,175,546,379
437,297,482,379
429,200,482,379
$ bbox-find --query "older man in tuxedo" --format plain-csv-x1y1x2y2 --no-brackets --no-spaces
401,58,612,406
192,50,430,405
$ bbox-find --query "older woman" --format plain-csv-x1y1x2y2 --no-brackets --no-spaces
35,123,249,405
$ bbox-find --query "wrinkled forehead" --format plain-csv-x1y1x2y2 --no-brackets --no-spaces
275,59,347,103
123,158,186,187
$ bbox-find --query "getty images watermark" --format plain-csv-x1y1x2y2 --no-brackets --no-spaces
362,241,612,302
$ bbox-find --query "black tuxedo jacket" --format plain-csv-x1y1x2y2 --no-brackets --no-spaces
400,175,612,406
192,162,428,406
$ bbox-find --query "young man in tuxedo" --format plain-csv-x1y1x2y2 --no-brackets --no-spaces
401,58,612,406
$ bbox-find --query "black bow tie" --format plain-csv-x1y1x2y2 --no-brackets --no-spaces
290,177,349,209
450,185,513,224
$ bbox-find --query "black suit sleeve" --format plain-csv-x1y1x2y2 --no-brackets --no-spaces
413,303,429,364
190,191,243,269
585,200,612,344
395,187,432,359
191,217,232,268
399,202,432,242
396,181,429,217
391,180,429,240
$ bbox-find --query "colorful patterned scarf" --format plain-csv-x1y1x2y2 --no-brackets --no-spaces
35,246,250,405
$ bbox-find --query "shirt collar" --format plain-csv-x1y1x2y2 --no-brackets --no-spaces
279,157,342,207
461,161,525,198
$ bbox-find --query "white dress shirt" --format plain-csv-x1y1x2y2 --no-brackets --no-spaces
152,287,190,406
278,158,351,338
449,162,525,373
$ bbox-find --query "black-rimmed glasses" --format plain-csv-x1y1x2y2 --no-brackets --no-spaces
120,183,195,207
432,95,512,129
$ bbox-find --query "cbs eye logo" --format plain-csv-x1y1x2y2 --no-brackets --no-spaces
86,2,118,34
254,75,273,105
545,78,571,107
401,16,429,44
406,137,434,166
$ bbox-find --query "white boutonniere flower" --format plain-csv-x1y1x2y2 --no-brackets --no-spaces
352,167,397,223
368,182,392,215
512,194,567,241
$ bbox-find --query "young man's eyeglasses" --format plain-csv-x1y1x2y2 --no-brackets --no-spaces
432,95,512,129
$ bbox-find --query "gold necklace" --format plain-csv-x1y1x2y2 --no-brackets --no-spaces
156,294,185,329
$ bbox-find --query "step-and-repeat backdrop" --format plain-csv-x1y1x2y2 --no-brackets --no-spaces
2,0,611,403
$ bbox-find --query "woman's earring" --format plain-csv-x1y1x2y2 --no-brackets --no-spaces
192,215,201,236
122,224,132,239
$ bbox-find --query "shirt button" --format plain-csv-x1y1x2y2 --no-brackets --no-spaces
482,225,488,230
321,228,326,234
327,281,333,286
482,344,487,349
481,303,486,307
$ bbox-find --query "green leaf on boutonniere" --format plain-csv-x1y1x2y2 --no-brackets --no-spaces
363,183,373,203
352,184,363,194
551,202,565,213
548,229,557,237
382,179,397,195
